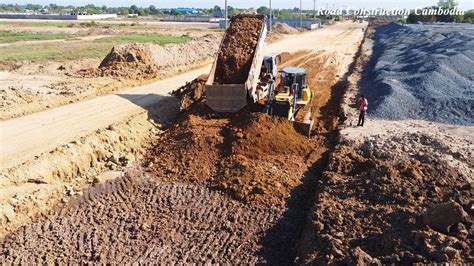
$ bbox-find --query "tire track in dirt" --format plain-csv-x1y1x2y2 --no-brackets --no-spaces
0,23,367,263
0,170,282,264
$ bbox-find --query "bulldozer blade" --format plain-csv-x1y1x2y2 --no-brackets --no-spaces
294,120,314,138
294,106,313,137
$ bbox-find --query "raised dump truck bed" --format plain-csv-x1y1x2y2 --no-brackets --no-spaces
205,14,267,112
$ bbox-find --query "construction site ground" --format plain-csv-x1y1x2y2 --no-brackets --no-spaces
1,21,366,263
2,19,472,264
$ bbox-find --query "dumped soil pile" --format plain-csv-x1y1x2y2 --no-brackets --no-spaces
78,35,221,81
99,43,156,68
361,22,474,125
79,43,159,80
298,137,473,264
272,23,299,34
145,88,315,207
214,113,315,206
171,74,207,111
153,49,344,208
0,174,282,264
215,15,264,84
146,68,320,207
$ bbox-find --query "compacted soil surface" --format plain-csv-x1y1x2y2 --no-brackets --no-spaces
0,48,347,263
0,173,282,264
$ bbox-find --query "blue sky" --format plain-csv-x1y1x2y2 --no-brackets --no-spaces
2,0,473,10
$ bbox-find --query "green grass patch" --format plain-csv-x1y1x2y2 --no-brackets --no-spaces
0,33,191,62
0,42,114,61
0,30,74,43
0,21,70,28
95,34,190,45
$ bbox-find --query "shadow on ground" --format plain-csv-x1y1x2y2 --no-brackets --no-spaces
116,93,180,126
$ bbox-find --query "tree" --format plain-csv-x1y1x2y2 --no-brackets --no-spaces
213,5,221,12
437,0,459,22
137,7,149,16
119,7,129,15
407,6,437,23
438,0,458,9
275,9,294,19
257,6,269,16
129,5,139,14
149,5,158,15
463,10,474,23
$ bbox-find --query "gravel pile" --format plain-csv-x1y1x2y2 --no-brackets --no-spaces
361,23,474,125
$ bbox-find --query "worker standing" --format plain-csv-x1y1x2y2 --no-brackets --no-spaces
357,95,368,127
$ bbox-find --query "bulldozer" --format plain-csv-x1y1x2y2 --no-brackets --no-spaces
205,14,313,136
267,67,314,136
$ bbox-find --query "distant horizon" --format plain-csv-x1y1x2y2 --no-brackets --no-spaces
1,0,473,10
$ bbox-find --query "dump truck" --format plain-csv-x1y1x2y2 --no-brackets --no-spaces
205,15,268,112
205,14,314,136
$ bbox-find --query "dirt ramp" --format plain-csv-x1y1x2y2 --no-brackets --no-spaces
145,93,315,208
215,15,264,84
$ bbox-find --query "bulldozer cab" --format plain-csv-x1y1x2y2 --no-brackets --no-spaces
280,67,307,99
262,54,280,79
272,67,312,122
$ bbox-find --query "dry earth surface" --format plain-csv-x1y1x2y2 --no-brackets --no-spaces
297,20,473,264
1,21,367,263
0,34,221,120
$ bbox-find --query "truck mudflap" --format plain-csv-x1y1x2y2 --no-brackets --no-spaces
206,84,247,112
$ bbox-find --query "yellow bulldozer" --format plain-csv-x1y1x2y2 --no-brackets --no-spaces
265,67,313,136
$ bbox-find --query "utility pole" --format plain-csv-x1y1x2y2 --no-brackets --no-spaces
269,0,272,32
300,0,303,28
224,0,228,29
313,0,316,21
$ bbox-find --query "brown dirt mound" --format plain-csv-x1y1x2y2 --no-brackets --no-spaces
79,43,159,80
272,23,299,34
215,15,264,84
297,139,473,264
171,74,207,111
146,75,316,207
145,109,314,207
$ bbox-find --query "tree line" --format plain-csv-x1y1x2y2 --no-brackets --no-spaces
406,0,473,23
0,3,320,19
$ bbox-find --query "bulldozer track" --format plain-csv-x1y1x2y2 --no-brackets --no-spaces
0,174,282,264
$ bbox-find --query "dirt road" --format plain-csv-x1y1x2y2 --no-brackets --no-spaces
1,21,365,171
0,66,210,170
265,22,364,76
